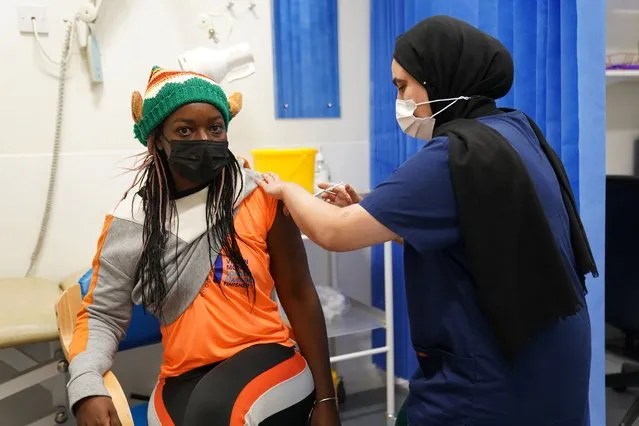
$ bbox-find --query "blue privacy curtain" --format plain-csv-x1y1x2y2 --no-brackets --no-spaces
369,0,606,423
272,0,341,118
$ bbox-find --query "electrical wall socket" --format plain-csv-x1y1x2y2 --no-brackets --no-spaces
17,6,49,34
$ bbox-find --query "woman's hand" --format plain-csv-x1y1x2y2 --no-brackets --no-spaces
75,396,122,426
318,183,362,207
255,172,288,200
310,399,341,426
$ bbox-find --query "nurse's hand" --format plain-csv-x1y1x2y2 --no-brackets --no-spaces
256,172,287,200
318,182,361,207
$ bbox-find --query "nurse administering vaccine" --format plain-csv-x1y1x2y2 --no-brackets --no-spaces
257,15,598,426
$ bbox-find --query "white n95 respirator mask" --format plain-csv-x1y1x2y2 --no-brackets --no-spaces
395,96,470,141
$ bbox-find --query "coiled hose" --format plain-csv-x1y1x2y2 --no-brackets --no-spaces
26,20,75,277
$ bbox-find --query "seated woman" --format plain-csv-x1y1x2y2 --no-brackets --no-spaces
67,67,339,426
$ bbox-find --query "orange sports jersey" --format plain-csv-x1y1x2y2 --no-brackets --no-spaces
159,188,293,378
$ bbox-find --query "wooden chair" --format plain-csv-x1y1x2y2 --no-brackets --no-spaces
55,283,138,425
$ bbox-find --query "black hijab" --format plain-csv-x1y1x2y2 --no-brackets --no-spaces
394,15,513,124
393,16,598,363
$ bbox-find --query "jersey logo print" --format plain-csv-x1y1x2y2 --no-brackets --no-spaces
213,254,224,284
212,254,255,288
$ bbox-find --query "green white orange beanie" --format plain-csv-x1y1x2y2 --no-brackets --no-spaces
131,66,243,146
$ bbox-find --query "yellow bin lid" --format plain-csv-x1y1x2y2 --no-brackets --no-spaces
251,147,318,156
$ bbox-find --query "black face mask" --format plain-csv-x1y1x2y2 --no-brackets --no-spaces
164,138,230,186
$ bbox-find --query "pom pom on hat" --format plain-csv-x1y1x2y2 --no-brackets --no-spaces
131,91,143,124
228,92,243,119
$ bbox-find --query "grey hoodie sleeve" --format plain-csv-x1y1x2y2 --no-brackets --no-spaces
67,216,142,409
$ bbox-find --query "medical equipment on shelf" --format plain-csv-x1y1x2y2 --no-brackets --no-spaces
607,51,639,70
278,285,350,323
315,285,350,322
314,149,331,193
178,43,255,83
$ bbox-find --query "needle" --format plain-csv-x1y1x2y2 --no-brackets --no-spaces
314,182,344,198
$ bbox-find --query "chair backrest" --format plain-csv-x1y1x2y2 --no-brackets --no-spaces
606,175,639,331
55,283,83,359
79,269,162,351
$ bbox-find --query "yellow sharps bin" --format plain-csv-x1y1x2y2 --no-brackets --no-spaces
251,147,318,193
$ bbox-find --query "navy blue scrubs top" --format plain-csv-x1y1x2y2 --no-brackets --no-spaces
360,111,591,426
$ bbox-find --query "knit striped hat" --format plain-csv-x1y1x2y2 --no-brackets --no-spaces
131,66,243,145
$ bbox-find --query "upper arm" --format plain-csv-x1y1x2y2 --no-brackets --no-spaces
267,202,313,299
70,215,135,360
67,215,138,406
359,137,459,252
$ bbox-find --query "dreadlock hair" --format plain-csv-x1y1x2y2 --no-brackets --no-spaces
126,130,254,317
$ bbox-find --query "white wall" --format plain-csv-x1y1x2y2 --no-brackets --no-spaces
606,5,639,175
0,0,370,280
0,0,373,423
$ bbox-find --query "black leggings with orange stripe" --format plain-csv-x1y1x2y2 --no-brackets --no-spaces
151,344,315,426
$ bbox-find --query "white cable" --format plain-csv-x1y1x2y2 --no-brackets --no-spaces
26,19,75,277
31,18,75,66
